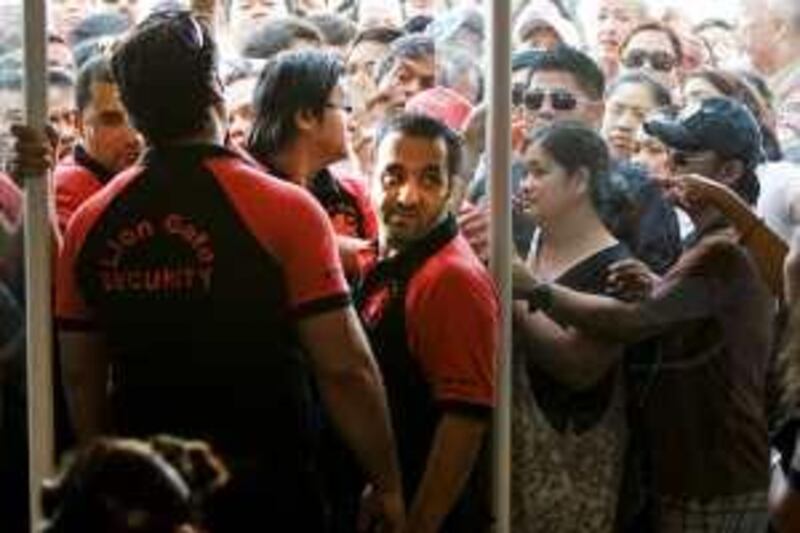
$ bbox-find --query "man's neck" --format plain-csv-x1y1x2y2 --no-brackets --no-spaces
160,121,225,148
379,212,451,259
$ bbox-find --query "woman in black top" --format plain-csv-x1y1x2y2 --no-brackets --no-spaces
511,123,632,532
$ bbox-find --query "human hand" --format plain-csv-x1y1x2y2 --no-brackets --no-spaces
606,258,658,302
358,484,406,533
457,204,490,263
7,123,58,185
512,255,538,299
661,173,725,211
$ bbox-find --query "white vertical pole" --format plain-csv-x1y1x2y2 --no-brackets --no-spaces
487,0,512,532
22,1,55,531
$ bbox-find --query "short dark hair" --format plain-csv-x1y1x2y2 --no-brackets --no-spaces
620,22,684,64
68,11,132,48
437,45,484,103
241,16,323,60
307,13,357,47
111,10,220,145
76,55,115,113
606,71,672,107
404,15,434,34
375,34,435,84
350,26,404,52
376,113,463,179
526,122,613,213
525,45,605,100
248,50,343,162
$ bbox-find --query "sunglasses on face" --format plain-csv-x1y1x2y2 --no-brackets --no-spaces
621,49,677,72
512,86,580,112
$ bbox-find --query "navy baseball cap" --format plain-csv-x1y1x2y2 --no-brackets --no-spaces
644,97,765,167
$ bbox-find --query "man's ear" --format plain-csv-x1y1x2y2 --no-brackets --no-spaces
718,159,745,188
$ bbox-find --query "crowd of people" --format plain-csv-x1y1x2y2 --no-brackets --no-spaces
2,0,800,531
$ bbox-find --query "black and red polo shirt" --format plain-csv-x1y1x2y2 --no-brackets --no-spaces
56,144,350,513
53,145,118,235
355,214,498,531
258,159,378,241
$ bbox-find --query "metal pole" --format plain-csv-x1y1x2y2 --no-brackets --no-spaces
487,0,512,531
22,1,55,531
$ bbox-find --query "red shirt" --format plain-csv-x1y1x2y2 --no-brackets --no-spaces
57,144,349,325
53,145,115,236
404,234,498,407
0,171,22,232
359,223,498,410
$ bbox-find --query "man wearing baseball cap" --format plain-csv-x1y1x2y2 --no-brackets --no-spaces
645,96,764,219
514,96,773,530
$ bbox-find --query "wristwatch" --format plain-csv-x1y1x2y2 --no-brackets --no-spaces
528,283,553,313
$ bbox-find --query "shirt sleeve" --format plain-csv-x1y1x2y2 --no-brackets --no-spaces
636,236,751,336
275,188,351,317
55,211,96,328
210,160,350,319
407,264,498,411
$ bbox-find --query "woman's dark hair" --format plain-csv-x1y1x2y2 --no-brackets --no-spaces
606,71,672,108
248,50,343,162
41,437,229,533
526,122,613,213
685,68,783,161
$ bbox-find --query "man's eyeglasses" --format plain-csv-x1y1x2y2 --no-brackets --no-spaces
621,49,677,73
512,86,580,112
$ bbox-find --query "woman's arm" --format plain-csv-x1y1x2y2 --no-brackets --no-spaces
513,300,623,390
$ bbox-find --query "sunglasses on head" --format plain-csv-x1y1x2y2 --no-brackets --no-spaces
622,49,677,72
512,86,580,111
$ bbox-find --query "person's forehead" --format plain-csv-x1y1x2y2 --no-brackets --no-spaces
377,132,448,167
529,70,584,94
599,0,642,15
233,0,283,11
397,55,436,74
348,40,388,64
48,84,75,105
609,81,654,106
625,30,675,54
